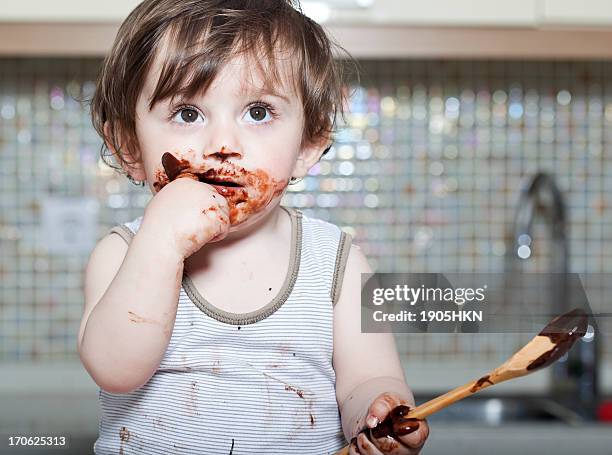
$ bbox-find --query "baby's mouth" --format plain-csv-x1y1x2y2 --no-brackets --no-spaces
193,170,249,203
159,152,250,208
156,152,288,226
195,174,243,188
161,152,244,187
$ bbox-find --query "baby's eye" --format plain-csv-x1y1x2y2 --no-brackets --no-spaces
171,106,204,124
243,103,275,124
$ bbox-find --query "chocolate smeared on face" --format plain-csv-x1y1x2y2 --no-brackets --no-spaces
153,169,168,193
156,151,289,225
162,152,192,181
527,308,588,371
350,405,421,451
230,169,287,225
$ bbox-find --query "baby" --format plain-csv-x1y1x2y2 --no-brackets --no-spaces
78,0,429,453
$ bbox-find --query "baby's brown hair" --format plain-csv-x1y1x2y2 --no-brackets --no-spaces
90,0,357,183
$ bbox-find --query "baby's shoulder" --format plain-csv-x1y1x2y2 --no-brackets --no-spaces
296,209,350,242
122,216,144,234
292,208,353,267
105,215,144,244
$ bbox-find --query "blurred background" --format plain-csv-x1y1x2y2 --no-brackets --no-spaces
1,1,612,453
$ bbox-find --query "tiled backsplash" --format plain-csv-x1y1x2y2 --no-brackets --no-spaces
0,58,609,369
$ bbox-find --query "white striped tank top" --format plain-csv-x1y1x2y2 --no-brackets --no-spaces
93,205,353,454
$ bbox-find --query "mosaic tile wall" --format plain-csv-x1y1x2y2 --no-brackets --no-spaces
0,58,610,369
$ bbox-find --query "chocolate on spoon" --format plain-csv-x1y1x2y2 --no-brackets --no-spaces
526,308,588,371
335,308,588,455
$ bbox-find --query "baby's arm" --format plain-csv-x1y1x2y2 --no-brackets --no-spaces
78,175,230,394
333,244,422,445
77,224,184,394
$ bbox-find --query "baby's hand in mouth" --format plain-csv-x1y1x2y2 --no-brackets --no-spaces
146,154,231,258
161,152,244,189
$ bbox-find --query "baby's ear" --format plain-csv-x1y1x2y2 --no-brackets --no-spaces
103,121,146,181
293,134,332,179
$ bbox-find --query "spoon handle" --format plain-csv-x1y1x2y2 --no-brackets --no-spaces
404,379,488,420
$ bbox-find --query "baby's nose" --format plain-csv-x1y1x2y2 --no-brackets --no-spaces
203,145,243,161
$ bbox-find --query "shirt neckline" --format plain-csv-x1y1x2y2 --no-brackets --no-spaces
181,205,302,325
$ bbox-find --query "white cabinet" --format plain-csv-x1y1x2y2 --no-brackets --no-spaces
331,0,539,27
541,0,612,27
3,0,612,29
4,0,612,58
0,0,140,22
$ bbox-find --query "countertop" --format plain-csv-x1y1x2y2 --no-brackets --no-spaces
2,361,612,454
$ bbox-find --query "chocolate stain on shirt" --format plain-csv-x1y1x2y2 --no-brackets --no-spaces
186,381,200,416
279,378,317,429
152,417,165,430
118,426,130,455
285,384,305,399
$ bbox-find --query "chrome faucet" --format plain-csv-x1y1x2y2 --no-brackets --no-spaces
509,172,599,419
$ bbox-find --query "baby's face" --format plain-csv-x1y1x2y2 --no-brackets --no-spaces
134,53,305,229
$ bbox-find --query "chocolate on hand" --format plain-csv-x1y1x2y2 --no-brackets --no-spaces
351,405,421,450
161,152,198,182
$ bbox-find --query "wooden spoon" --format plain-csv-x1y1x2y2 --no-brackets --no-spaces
335,308,588,455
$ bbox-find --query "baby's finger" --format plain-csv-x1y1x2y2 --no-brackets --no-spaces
397,419,429,451
367,392,402,428
357,432,384,455
368,431,412,455
349,436,361,455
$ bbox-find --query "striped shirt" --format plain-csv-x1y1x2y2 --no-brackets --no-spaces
93,205,353,454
